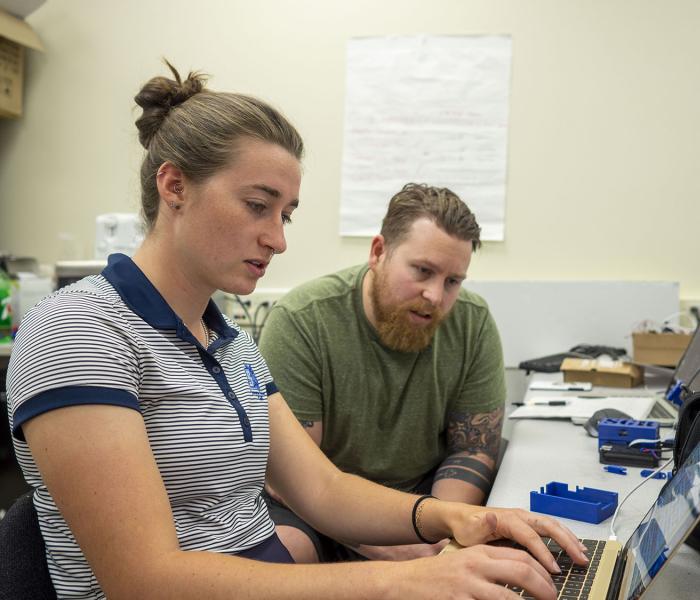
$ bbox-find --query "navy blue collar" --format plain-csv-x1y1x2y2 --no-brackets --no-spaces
101,253,238,342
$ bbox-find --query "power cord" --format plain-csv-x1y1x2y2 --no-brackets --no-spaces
251,301,273,344
608,456,674,541
689,306,700,328
234,295,252,332
230,295,276,343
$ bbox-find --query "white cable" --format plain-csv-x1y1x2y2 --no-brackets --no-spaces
661,311,695,333
626,438,675,448
632,313,694,334
608,457,674,541
626,438,660,447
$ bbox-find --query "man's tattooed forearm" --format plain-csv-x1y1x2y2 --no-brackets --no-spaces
440,456,493,480
433,466,491,494
446,406,504,458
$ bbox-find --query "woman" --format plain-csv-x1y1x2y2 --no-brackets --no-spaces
6,63,587,599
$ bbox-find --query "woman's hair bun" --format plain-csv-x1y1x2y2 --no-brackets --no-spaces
134,59,208,149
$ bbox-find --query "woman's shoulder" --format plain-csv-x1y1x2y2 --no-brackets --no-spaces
17,274,131,343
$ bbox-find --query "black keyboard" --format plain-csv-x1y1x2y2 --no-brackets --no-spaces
505,538,607,599
518,353,580,374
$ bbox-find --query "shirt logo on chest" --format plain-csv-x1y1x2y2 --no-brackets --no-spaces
244,364,265,401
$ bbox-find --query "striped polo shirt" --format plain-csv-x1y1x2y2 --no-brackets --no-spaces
7,253,281,598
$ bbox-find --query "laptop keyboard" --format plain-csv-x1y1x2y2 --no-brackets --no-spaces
505,538,606,599
648,400,675,420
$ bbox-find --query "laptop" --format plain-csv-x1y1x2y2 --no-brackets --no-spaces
629,324,700,426
665,324,700,397
441,441,700,599
539,325,700,426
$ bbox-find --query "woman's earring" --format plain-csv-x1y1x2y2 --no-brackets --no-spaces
169,201,181,210
173,183,184,194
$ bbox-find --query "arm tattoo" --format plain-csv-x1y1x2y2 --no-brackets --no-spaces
446,406,504,460
433,466,491,494
298,419,315,429
440,456,493,480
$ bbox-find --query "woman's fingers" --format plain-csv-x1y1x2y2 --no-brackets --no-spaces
456,509,588,573
471,544,558,600
509,510,589,566
425,542,558,599
455,511,558,573
481,543,553,583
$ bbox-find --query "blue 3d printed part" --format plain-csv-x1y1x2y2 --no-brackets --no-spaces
530,481,618,524
597,418,659,449
603,465,628,475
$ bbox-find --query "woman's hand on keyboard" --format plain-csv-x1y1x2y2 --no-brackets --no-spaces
449,507,589,574
392,542,559,600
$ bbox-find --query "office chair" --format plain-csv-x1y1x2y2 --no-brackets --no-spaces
0,491,57,600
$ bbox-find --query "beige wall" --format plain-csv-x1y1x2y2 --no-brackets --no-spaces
1,0,699,301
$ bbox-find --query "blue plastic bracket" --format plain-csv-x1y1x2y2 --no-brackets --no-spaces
530,481,618,524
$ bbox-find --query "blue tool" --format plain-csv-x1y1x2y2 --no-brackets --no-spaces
640,469,673,480
603,465,628,475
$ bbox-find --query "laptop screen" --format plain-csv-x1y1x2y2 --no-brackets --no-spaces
621,442,700,600
668,325,700,396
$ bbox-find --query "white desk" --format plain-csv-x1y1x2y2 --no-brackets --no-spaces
489,373,699,598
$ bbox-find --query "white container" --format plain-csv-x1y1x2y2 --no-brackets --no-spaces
94,213,144,259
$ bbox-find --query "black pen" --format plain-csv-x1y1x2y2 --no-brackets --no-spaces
512,400,569,406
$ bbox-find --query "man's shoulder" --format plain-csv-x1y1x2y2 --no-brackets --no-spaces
453,287,491,315
275,264,366,314
439,287,498,341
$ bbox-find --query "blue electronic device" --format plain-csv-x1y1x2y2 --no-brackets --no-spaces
530,481,618,524
597,418,659,449
666,380,684,407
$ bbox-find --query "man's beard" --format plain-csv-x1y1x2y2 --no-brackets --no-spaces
369,271,445,353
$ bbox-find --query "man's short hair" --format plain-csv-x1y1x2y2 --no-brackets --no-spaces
380,183,482,251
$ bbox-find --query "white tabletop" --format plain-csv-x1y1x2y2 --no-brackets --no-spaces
488,372,699,598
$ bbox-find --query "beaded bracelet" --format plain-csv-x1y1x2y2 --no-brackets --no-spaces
411,494,440,544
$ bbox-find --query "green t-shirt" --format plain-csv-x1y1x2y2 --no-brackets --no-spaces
258,264,506,491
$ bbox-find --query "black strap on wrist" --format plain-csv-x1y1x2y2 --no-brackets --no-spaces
411,494,439,544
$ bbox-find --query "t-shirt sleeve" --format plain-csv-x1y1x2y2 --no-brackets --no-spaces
258,304,324,421
453,308,506,415
7,291,141,441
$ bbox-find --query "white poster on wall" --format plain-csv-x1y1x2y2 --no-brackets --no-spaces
340,35,512,240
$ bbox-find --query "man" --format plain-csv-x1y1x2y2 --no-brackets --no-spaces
259,183,506,563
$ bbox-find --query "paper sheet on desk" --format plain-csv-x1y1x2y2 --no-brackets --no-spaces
509,396,657,424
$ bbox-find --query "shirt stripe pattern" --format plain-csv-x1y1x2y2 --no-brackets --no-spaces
6,254,277,599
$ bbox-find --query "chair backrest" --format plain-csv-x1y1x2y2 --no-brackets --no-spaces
0,491,57,600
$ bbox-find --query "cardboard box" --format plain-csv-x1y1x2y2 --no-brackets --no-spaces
0,8,43,118
561,358,644,388
632,332,692,367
